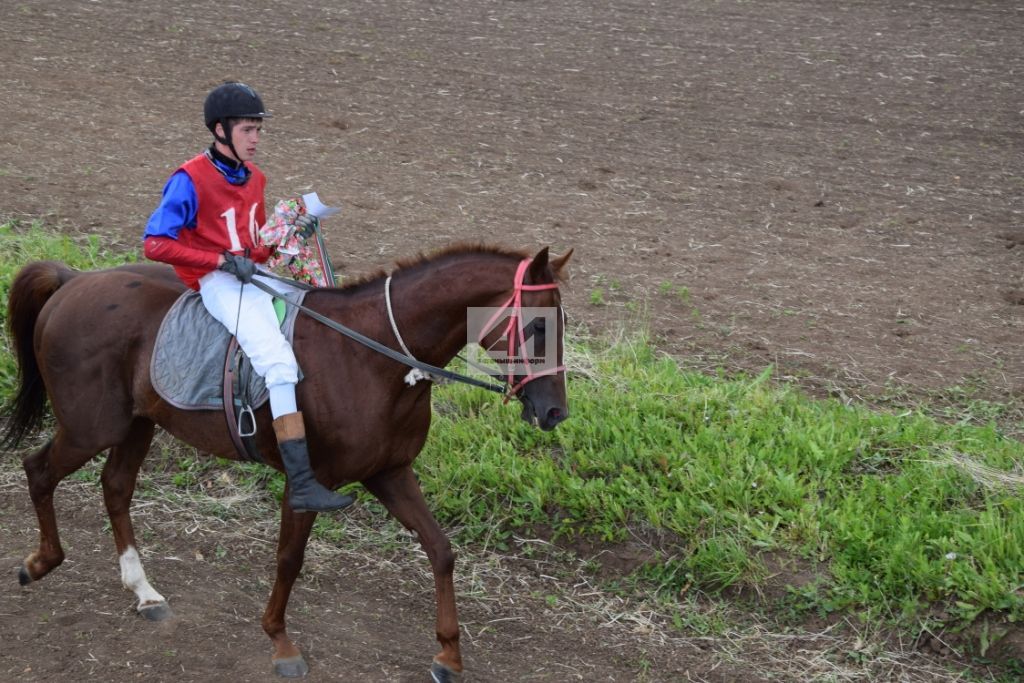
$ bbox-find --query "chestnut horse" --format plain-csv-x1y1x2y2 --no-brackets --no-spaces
2,245,571,681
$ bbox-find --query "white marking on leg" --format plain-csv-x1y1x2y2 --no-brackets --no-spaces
119,546,166,610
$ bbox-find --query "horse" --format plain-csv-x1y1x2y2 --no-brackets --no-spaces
1,244,572,681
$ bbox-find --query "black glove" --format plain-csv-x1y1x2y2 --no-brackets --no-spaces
219,252,257,283
295,213,320,239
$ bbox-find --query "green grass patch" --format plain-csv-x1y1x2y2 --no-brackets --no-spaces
1,223,1022,640
416,339,1024,630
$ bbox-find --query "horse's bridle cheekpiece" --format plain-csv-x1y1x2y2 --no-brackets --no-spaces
478,258,566,401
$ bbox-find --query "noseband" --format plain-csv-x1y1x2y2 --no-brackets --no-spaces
479,258,566,400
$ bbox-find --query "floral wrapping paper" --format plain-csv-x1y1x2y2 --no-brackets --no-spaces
257,197,331,287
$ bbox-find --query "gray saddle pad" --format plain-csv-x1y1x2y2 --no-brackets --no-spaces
151,289,305,410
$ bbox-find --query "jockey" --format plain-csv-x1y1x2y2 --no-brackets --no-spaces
143,81,353,514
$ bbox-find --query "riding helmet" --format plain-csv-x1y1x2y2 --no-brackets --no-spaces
203,81,272,133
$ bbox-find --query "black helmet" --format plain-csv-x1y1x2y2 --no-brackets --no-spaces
203,81,271,133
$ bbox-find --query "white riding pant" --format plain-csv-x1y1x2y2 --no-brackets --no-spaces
198,269,300,416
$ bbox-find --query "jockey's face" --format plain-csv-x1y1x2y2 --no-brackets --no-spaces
214,118,262,162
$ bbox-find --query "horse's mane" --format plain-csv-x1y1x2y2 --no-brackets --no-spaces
336,242,530,292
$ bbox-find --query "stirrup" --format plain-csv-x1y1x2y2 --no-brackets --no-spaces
237,405,257,437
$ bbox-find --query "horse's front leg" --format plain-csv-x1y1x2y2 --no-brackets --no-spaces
261,495,318,678
363,465,462,681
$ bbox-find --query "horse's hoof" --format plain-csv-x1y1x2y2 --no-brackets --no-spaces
273,655,309,678
18,565,32,586
430,661,461,683
138,602,173,621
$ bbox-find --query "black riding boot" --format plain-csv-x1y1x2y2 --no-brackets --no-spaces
273,412,354,513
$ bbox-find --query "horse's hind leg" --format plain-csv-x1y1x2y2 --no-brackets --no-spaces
19,429,102,585
100,419,170,621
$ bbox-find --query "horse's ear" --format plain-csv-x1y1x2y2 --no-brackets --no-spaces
550,248,573,280
527,247,550,281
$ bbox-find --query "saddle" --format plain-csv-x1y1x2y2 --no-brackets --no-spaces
151,290,306,462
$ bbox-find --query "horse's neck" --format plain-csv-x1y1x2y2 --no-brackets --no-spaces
387,257,517,367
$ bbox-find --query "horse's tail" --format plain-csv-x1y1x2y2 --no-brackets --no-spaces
1,261,78,450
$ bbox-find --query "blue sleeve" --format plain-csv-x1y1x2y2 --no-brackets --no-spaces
143,170,198,240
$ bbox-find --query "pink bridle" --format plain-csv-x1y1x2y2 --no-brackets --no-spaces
478,258,566,400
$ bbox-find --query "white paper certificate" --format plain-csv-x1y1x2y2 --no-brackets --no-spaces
301,192,342,218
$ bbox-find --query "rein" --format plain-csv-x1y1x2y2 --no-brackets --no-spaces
248,277,509,395
251,257,564,399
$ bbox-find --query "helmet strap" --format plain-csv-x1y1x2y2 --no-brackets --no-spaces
213,119,244,170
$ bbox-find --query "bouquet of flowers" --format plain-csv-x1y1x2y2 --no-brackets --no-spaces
258,197,330,287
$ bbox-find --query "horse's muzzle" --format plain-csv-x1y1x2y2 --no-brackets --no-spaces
542,406,568,431
520,399,568,431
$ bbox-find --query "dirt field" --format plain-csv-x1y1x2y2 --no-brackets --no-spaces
0,0,1021,680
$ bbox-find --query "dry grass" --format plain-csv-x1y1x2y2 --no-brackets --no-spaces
934,450,1024,492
